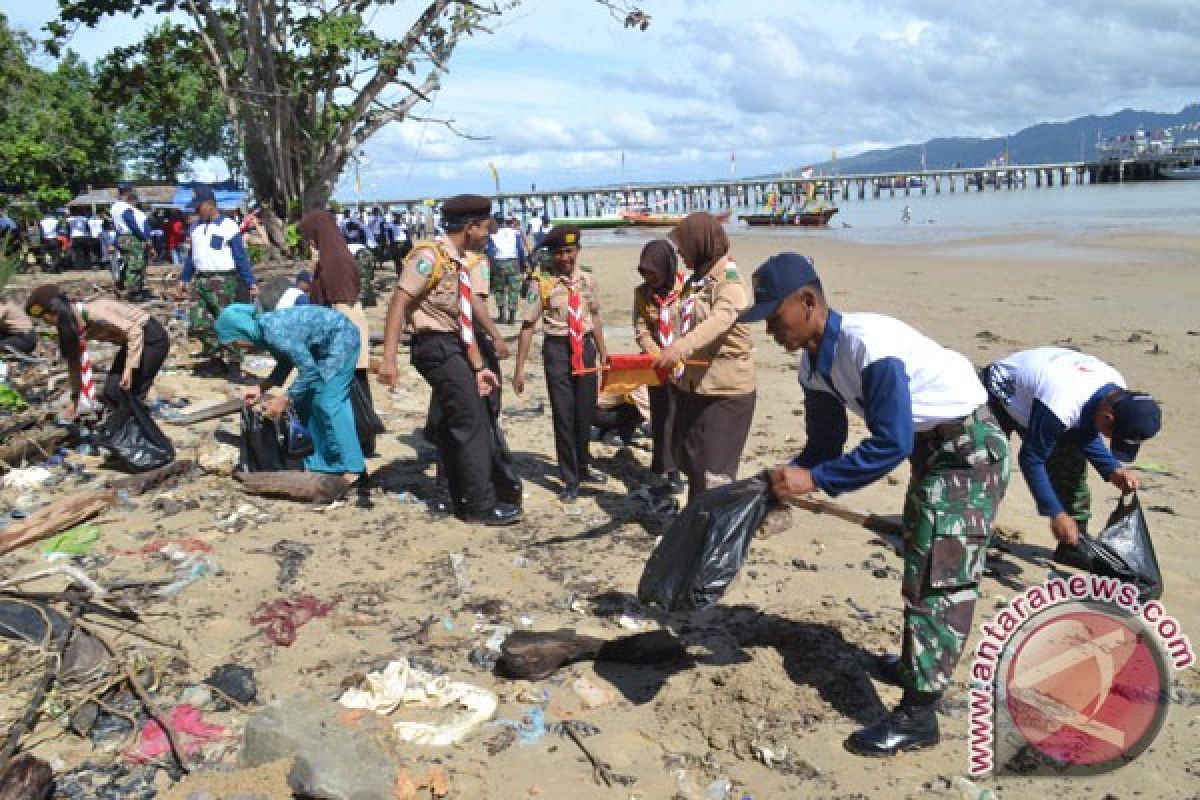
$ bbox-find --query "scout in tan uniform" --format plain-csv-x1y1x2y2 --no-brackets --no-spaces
512,225,609,502
652,212,756,500
0,300,37,356
632,239,685,492
25,284,170,419
378,195,521,527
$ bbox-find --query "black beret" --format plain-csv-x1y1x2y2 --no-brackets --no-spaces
542,225,582,250
441,194,491,222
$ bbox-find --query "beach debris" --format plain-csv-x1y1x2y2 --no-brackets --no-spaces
250,594,335,646
203,664,259,709
156,553,222,599
196,439,240,475
128,704,228,764
503,400,545,417
1147,504,1177,515
337,658,499,746
0,488,115,557
954,776,998,800
269,539,312,587
0,754,54,799
571,677,615,709
38,523,101,559
2,466,54,491
395,766,452,800
164,397,243,427
234,470,350,504
558,719,630,788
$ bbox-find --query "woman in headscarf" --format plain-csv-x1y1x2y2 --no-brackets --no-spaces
24,284,170,420
215,303,364,482
298,209,377,448
632,239,685,493
651,212,756,500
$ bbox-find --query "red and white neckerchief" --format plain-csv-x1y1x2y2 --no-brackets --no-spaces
457,266,475,349
75,303,97,412
564,274,586,373
651,271,684,347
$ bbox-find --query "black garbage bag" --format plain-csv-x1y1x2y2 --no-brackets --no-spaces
238,407,288,473
637,474,771,611
491,423,523,506
95,390,175,472
350,376,384,457
1077,494,1163,601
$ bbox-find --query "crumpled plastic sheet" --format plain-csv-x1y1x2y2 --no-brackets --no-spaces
127,704,227,763
338,658,498,746
250,594,336,646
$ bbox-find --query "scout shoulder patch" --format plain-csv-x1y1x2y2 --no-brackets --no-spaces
724,259,739,280
415,257,434,276
482,265,490,283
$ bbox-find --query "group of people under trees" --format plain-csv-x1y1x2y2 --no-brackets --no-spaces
0,192,1163,760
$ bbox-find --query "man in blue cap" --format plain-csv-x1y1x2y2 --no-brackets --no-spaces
980,347,1160,565
739,253,1011,757
177,186,259,378
110,183,150,297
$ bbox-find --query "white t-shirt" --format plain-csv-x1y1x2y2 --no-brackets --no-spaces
490,228,520,260
989,347,1125,429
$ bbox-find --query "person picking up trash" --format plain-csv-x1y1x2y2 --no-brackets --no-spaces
25,284,170,420
215,303,364,487
979,347,1161,566
739,253,1011,758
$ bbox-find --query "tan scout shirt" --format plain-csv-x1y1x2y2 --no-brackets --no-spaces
522,269,601,337
673,257,755,395
82,296,151,370
397,238,483,334
632,279,682,354
0,301,33,335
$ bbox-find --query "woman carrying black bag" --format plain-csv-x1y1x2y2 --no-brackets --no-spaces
24,284,170,419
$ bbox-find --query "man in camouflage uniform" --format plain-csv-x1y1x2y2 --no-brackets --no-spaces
740,253,1010,757
486,215,527,324
109,184,150,298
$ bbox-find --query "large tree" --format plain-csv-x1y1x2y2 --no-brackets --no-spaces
50,1,647,252
1,12,119,208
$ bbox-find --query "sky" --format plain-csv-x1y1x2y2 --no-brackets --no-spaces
5,0,1200,201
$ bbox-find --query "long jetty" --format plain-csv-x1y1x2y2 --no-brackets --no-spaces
363,155,1187,217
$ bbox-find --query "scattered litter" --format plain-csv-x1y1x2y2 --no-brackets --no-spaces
39,523,101,560
270,539,313,586
156,554,222,598
250,594,336,646
127,704,228,763
338,658,498,746
448,552,471,594
571,677,614,710
203,663,259,708
3,466,54,491
504,401,545,417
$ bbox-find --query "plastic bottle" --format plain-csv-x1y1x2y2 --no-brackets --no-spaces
705,777,732,800
955,777,998,800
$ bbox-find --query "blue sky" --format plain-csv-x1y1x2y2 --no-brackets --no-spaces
6,1,1199,200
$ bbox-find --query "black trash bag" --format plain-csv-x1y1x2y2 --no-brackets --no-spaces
637,474,771,611
238,407,288,473
95,390,175,472
1077,494,1163,601
491,423,523,506
350,376,384,457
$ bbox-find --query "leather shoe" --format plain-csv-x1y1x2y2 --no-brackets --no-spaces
559,485,580,503
425,497,453,515
875,653,904,687
462,503,523,527
844,695,940,757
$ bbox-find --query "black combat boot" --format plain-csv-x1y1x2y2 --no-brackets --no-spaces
844,689,941,757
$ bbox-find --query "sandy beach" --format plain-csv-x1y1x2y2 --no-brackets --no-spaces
2,227,1197,799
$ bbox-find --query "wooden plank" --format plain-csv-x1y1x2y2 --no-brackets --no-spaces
164,398,243,426
0,489,117,557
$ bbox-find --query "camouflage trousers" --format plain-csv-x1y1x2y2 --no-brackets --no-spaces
901,406,1011,693
189,273,241,365
490,258,522,317
118,236,146,293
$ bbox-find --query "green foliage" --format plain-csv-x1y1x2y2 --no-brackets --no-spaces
0,13,119,208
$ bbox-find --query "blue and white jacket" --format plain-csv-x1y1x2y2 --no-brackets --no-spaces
181,215,256,287
794,310,985,496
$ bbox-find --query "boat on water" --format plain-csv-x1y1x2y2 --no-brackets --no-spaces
548,214,631,229
1159,164,1200,179
742,206,839,227
617,208,732,226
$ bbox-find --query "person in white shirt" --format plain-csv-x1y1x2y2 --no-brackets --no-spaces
110,185,151,297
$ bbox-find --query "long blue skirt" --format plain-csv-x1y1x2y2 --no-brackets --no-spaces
292,351,365,475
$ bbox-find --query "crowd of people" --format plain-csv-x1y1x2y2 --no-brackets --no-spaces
0,189,1165,761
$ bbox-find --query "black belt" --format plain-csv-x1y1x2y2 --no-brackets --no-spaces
915,405,992,442
412,331,461,341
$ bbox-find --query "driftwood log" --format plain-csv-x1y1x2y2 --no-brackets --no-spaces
234,470,350,504
107,459,196,496
0,426,68,468
164,397,243,427
0,489,116,557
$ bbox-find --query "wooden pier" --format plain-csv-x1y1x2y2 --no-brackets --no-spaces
362,154,1194,218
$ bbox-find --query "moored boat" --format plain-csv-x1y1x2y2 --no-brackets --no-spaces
548,214,631,229
1159,164,1200,179
618,208,731,226
741,206,838,226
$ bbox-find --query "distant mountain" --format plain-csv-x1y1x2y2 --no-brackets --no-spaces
795,104,1200,175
